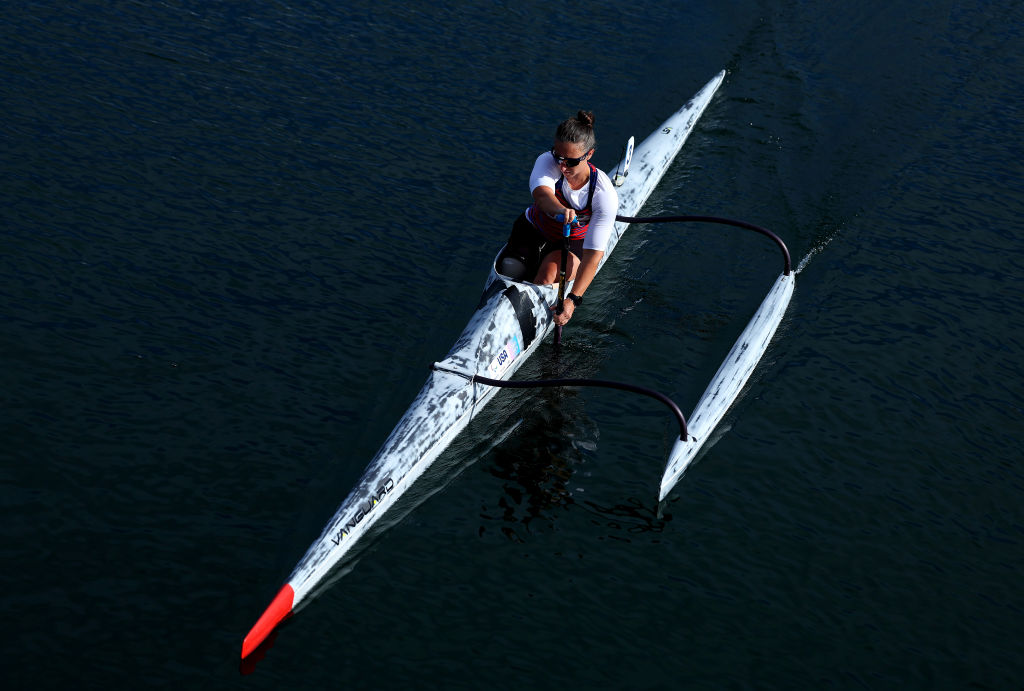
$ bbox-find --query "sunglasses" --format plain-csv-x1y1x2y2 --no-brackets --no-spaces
550,148,590,167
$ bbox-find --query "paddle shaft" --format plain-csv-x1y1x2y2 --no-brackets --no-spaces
553,218,572,346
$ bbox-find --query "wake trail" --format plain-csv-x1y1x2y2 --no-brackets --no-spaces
795,225,843,275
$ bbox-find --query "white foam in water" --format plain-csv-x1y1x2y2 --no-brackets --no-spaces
796,227,842,274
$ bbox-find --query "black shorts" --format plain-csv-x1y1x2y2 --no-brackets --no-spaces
502,213,584,278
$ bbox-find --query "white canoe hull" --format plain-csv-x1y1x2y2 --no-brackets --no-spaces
243,71,726,656
290,69,725,605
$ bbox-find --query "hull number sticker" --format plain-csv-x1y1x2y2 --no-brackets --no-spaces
487,335,522,377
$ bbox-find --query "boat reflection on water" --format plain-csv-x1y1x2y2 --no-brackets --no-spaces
480,403,582,542
479,389,671,542
238,628,280,675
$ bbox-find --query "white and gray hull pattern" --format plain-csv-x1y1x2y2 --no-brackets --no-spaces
242,71,730,656
660,270,795,500
290,70,726,604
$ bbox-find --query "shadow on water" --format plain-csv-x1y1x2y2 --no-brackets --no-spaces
479,399,580,543
578,496,671,540
476,345,596,541
238,629,280,676
476,372,675,543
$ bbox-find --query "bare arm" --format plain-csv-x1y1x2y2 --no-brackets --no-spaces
532,185,579,225
554,249,603,326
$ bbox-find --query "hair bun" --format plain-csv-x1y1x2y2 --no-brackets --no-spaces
576,110,595,128
555,110,597,151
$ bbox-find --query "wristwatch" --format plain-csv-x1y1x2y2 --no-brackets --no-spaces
567,292,583,307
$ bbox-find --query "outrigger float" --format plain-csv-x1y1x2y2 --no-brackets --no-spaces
242,70,795,658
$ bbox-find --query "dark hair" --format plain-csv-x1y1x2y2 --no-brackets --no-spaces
555,110,596,152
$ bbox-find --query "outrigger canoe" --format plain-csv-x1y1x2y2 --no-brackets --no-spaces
243,71,732,658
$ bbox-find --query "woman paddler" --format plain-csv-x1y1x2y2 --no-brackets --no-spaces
500,110,619,327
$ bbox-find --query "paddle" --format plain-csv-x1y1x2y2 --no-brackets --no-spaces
552,133,633,347
553,215,572,347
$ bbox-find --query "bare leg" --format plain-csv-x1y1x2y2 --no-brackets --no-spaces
533,252,580,285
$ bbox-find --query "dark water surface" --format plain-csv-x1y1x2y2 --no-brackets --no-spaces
3,1,1022,688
